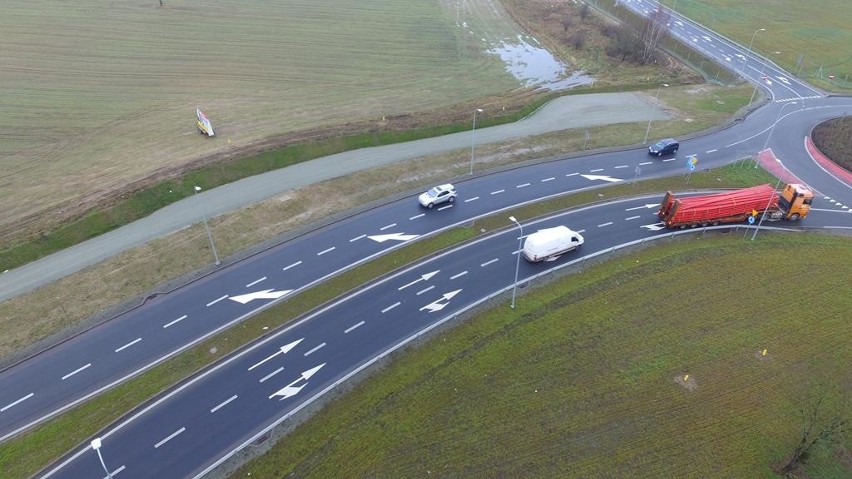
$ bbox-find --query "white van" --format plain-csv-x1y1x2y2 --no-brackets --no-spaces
522,226,584,262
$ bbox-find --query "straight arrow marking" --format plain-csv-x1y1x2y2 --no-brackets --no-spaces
398,270,440,290
248,338,304,371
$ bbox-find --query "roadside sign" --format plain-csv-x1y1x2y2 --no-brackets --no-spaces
748,215,755,224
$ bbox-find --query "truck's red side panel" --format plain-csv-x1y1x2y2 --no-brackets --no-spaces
662,184,778,227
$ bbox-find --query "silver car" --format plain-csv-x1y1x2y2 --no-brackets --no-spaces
418,183,457,208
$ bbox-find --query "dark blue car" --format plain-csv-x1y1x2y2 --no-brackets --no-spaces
649,138,679,156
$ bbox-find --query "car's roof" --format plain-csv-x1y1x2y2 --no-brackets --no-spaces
433,183,454,191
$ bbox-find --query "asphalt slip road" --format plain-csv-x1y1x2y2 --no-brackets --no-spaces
0,92,669,302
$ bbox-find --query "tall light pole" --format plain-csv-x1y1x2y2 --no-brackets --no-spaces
752,102,796,240
91,438,113,479
643,83,668,144
469,108,484,175
508,216,523,309
193,186,220,265
741,28,765,79
752,159,789,242
761,101,797,152
749,51,781,106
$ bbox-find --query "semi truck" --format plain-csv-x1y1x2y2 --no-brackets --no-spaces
658,183,813,229
522,226,584,262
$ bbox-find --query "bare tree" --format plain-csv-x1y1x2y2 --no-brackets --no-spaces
579,3,590,22
605,24,643,63
568,32,586,50
640,5,670,63
780,393,848,475
561,14,574,32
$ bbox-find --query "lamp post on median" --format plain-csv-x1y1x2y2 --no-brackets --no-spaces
761,101,797,153
91,438,113,479
741,28,765,79
751,158,789,242
643,83,668,144
193,186,220,265
509,216,523,309
750,51,781,106
752,102,796,238
469,108,484,175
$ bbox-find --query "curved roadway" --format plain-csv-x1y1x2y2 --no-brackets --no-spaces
0,1,849,478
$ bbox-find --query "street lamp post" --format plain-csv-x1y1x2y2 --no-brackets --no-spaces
508,216,523,309
761,101,797,152
752,102,796,240
749,51,781,106
643,83,669,144
91,438,113,479
193,186,221,265
469,108,484,175
741,28,765,79
752,159,788,242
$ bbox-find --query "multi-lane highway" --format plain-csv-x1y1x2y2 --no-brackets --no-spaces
32,99,852,478
3,1,850,478
622,0,824,102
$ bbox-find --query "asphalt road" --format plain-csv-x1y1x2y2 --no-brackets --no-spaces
5,1,852,478
0,92,669,302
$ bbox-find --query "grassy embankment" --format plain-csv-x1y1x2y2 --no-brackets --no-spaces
813,117,852,170
0,162,790,479
0,0,703,271
230,232,851,478
0,83,756,364
662,0,852,92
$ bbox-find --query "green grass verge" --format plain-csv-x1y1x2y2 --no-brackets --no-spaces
0,85,608,272
231,233,852,478
0,163,780,478
0,77,716,273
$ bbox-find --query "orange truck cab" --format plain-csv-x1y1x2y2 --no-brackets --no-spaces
777,183,813,221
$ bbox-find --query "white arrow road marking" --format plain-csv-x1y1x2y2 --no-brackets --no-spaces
368,232,419,243
625,203,659,211
248,338,304,371
398,270,440,290
229,289,292,304
419,289,462,313
270,363,326,400
581,174,623,183
641,222,667,231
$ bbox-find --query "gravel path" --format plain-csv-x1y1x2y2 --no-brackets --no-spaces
0,92,667,302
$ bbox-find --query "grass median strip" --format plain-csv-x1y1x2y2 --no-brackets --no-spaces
0,163,778,478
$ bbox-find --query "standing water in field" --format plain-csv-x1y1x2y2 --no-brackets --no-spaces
488,34,594,90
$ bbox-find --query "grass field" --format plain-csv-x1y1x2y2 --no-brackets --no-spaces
662,0,852,90
230,233,851,478
0,0,523,238
0,163,786,479
0,83,754,365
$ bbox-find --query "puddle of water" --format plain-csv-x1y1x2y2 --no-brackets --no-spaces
488,34,594,90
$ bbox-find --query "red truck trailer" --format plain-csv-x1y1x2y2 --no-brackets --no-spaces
658,183,813,229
